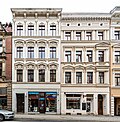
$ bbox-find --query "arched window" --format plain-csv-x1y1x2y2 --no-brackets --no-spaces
39,23,45,36
17,23,23,36
50,23,56,36
28,23,34,36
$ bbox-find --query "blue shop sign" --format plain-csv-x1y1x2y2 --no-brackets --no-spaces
46,92,57,95
28,92,39,95
39,98,45,100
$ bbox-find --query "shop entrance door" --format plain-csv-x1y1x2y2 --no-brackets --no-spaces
98,94,103,115
16,94,24,113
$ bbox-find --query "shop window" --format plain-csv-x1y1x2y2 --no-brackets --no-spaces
66,94,80,109
0,96,7,110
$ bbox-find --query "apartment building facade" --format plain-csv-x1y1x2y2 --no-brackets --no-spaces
0,22,12,111
11,8,61,114
11,6,120,116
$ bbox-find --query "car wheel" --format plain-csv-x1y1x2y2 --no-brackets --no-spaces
0,114,4,121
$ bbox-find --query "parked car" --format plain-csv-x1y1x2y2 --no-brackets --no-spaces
0,109,14,121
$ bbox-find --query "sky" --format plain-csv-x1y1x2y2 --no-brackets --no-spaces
1,0,120,23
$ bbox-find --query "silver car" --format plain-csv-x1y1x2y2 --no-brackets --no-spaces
0,109,14,121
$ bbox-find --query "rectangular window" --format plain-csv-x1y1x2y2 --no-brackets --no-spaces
28,47,34,58
76,51,82,62
99,72,104,83
17,47,23,58
65,51,71,62
115,51,120,63
17,69,23,82
39,69,45,82
28,70,34,82
39,47,45,58
76,32,81,40
0,38,2,47
39,25,45,36
50,25,56,36
65,72,71,83
66,94,80,109
50,70,56,82
28,25,34,36
76,72,82,83
98,32,103,40
50,47,56,58
87,50,92,62
98,51,104,62
86,32,92,40
0,63,2,77
87,72,93,83
17,25,23,36
65,32,71,40
115,73,120,86
115,31,120,40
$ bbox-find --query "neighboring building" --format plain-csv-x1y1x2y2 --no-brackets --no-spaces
0,22,12,111
11,8,61,114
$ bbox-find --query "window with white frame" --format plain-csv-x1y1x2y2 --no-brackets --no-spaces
65,51,71,62
98,51,104,62
0,63,2,77
115,73,120,86
28,47,34,58
86,32,92,40
39,47,45,58
65,32,71,40
17,24,23,36
0,38,2,53
87,72,93,83
50,24,56,36
76,51,82,62
65,72,71,83
99,72,104,84
39,69,45,82
28,24,34,36
50,47,56,58
50,69,56,82
115,31,120,40
28,69,34,82
76,32,81,40
98,32,103,40
39,24,45,36
87,50,92,62
115,51,120,63
76,72,82,83
17,69,23,82
17,47,23,58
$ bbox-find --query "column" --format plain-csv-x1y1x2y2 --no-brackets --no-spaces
23,67,27,82
24,19,27,36
35,20,38,36
25,92,28,113
106,94,110,115
104,30,106,40
95,30,98,40
111,96,114,116
61,92,66,114
92,30,95,40
93,93,98,115
72,68,76,84
34,66,37,82
71,31,74,40
96,71,99,84
81,31,85,40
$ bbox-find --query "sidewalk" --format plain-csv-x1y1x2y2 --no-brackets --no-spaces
15,114,120,121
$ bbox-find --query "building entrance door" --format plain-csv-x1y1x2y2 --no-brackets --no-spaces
98,94,103,115
16,94,24,113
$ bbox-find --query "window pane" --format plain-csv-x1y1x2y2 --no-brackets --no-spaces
39,24,45,36
39,47,45,58
17,25,23,36
50,25,56,36
28,70,34,82
39,69,45,82
50,47,56,58
28,24,34,36
65,51,71,62
17,69,23,82
17,47,23,58
65,72,71,83
50,70,56,82
28,47,34,58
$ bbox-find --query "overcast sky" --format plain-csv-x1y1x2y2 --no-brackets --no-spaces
1,0,120,23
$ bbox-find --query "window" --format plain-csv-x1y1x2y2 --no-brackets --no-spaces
28,47,34,58
115,51,120,63
86,32,92,40
0,63,2,77
98,51,104,62
65,51,71,62
115,31,120,40
0,38,2,47
39,69,45,82
17,69,23,82
17,24,23,36
76,51,82,62
76,32,81,40
65,32,71,40
17,47,23,58
50,24,56,36
28,70,34,82
87,72,93,83
76,72,82,83
87,50,92,62
98,32,103,40
39,24,45,36
66,94,80,109
65,72,71,83
50,47,56,58
39,47,45,58
28,24,34,36
0,39,2,53
99,72,104,83
115,73,120,86
50,70,56,82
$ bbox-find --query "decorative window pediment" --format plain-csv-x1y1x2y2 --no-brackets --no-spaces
15,63,24,69
26,63,35,69
15,40,24,46
37,63,46,69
